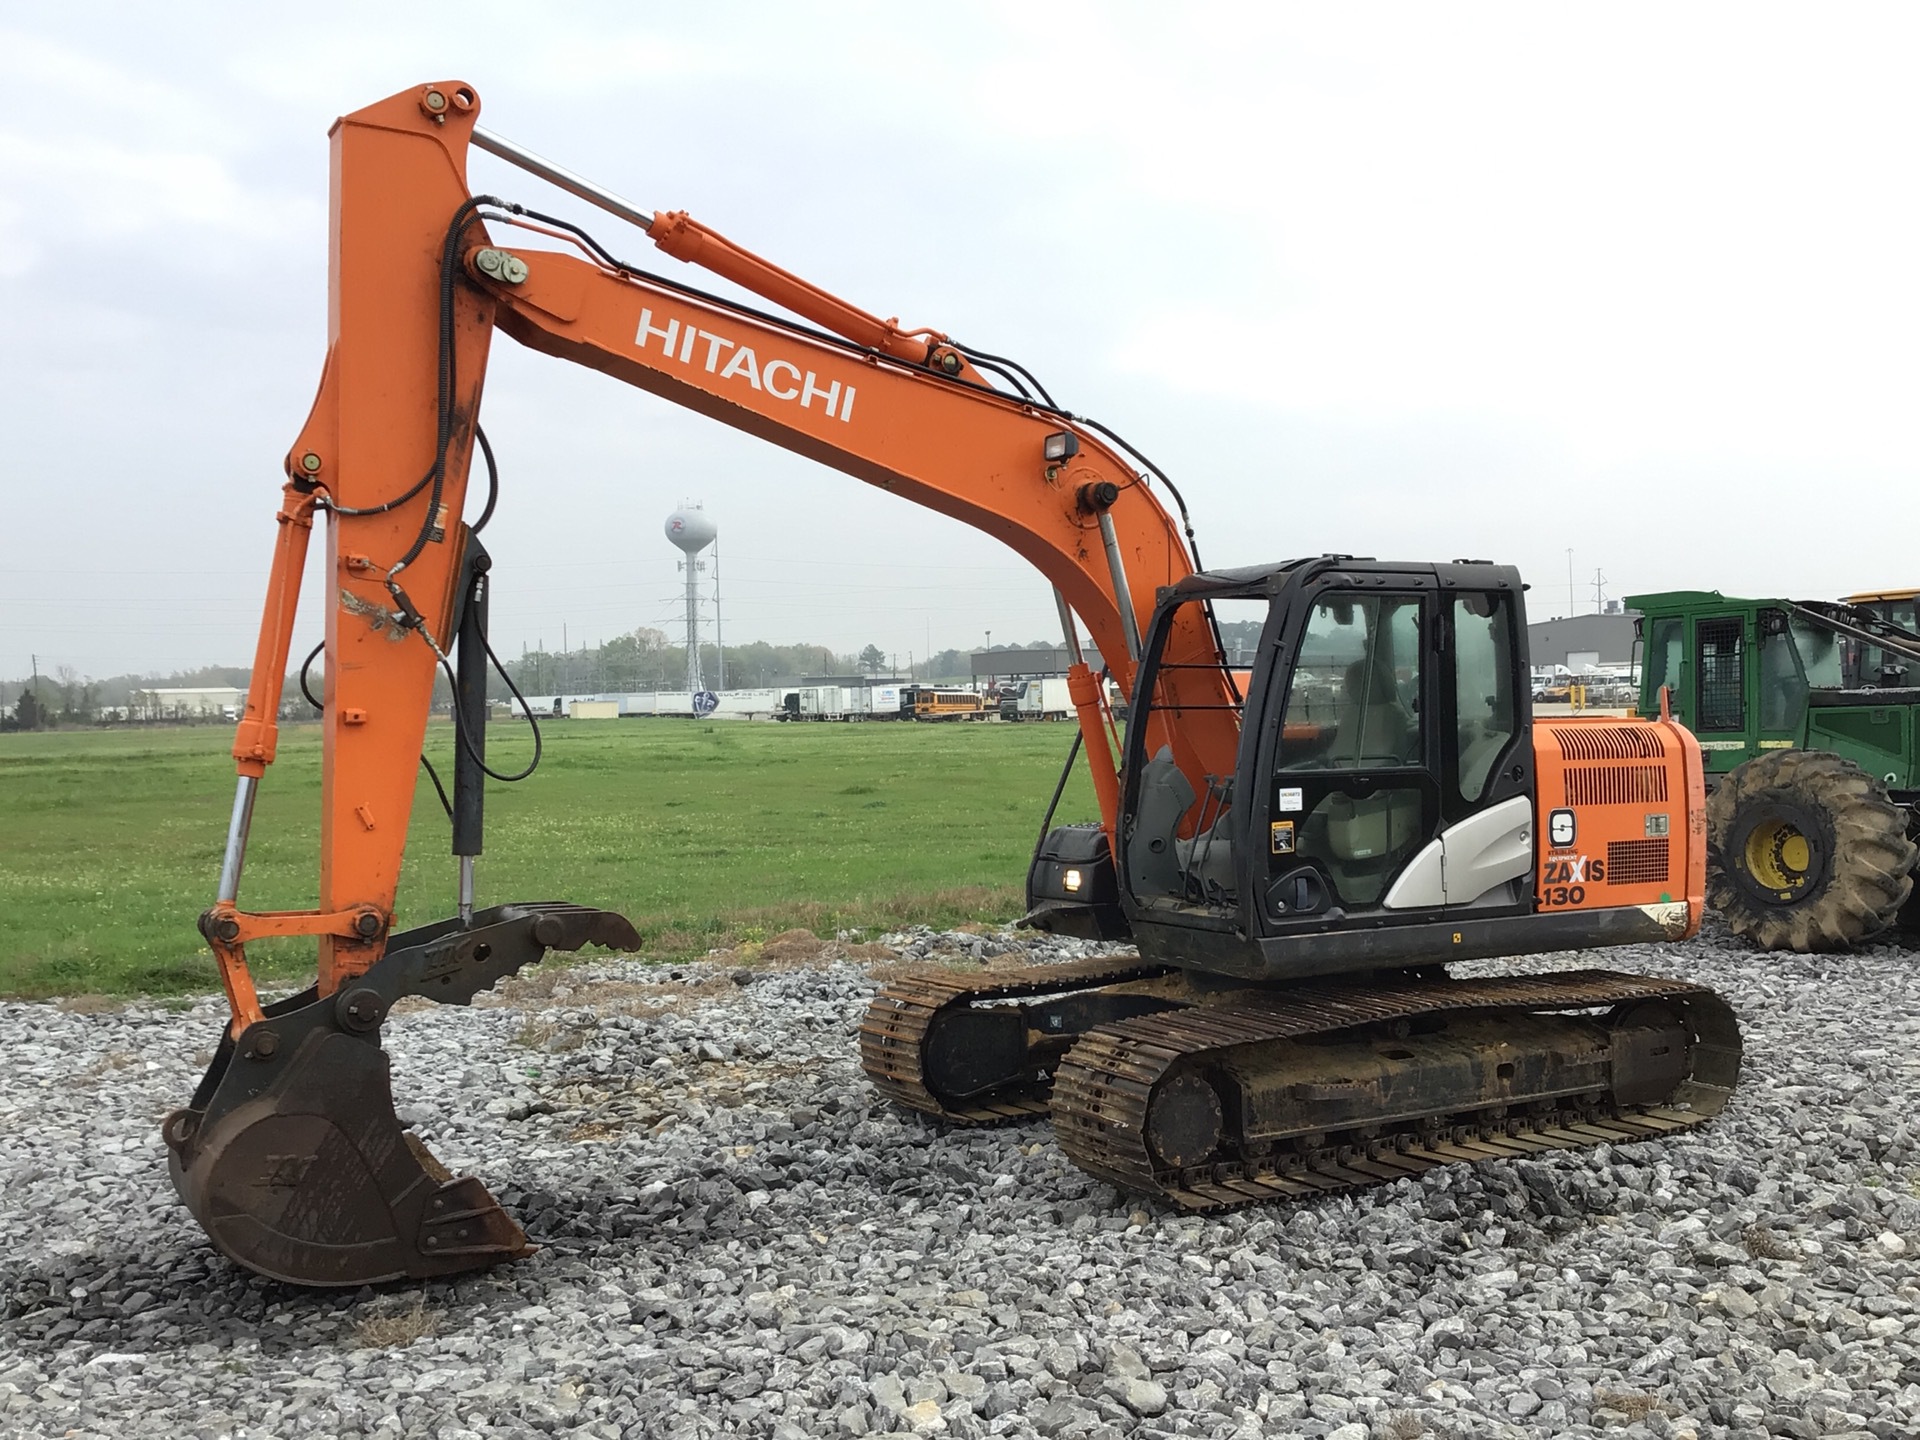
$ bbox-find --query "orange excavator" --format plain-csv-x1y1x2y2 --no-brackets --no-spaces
168,81,1741,1286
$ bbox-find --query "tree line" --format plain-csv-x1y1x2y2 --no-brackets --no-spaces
1,629,1011,729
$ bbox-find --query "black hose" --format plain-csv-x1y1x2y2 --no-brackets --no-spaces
388,197,500,578
487,203,1208,576
472,424,499,534
1031,728,1085,867
1073,415,1203,572
303,638,464,820
432,632,543,784
948,340,1057,409
298,641,324,711
962,356,1033,400
489,205,1069,414
330,196,502,524
419,753,454,820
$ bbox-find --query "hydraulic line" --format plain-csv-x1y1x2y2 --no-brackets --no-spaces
1032,729,1086,865
475,196,1203,573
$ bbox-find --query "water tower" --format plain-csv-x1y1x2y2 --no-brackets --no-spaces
665,504,718,693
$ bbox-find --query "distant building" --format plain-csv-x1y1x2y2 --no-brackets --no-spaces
971,646,1107,682
133,686,247,719
1528,612,1639,672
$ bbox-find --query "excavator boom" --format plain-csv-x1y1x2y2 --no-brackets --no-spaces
170,80,1236,1285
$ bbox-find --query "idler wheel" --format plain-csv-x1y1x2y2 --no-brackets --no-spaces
1146,1071,1225,1169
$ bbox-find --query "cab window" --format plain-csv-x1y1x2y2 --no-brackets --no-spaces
1124,595,1262,911
1695,616,1746,732
1268,592,1429,909
1278,595,1422,770
1791,615,1842,689
1643,616,1683,705
1453,593,1516,801
1758,610,1809,732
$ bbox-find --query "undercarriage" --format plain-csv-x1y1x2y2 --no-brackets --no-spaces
861,960,1739,1209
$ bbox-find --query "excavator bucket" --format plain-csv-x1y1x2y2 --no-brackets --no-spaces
164,903,638,1286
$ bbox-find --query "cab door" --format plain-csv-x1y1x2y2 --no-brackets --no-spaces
1257,586,1438,921
1254,580,1531,928
1688,611,1755,776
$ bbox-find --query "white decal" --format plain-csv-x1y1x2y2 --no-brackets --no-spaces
1548,807,1576,847
801,372,841,419
763,360,802,400
636,310,679,354
1278,786,1304,813
635,307,857,423
719,346,762,388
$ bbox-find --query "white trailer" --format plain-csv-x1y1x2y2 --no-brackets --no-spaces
1005,676,1073,720
797,685,857,720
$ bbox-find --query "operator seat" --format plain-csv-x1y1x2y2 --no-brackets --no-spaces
1333,659,1418,766
1321,660,1422,902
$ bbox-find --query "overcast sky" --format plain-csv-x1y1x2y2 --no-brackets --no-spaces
3,3,1916,682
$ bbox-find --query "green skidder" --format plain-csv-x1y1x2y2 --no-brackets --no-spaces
1628,589,1920,951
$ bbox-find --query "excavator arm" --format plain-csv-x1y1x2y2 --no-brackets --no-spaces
169,81,1240,1285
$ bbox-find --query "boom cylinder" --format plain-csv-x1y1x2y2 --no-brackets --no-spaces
215,776,259,904
471,126,657,233
1097,513,1143,663
1053,587,1084,666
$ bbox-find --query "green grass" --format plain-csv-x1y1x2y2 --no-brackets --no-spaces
0,718,1097,998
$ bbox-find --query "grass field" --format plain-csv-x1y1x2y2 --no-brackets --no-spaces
0,717,1097,998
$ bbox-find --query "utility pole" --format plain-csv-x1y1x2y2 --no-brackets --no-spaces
1565,550,1574,620
712,538,725,691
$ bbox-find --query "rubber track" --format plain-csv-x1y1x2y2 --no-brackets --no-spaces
1050,968,1738,1212
859,956,1170,1123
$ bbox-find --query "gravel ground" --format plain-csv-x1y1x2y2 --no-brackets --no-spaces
3,922,1919,1440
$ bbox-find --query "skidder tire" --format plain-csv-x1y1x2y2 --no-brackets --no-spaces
1707,750,1916,952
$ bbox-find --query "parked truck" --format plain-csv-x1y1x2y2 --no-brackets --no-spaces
999,676,1073,721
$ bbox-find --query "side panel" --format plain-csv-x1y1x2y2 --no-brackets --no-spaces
1808,704,1915,788
1530,717,1701,932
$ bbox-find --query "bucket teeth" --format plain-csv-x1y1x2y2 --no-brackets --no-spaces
167,902,634,1286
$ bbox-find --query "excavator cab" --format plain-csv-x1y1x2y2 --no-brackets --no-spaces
1030,558,1696,977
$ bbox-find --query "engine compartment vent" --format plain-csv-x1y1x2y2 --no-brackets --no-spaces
1565,764,1669,807
1551,724,1666,761
1606,837,1671,886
